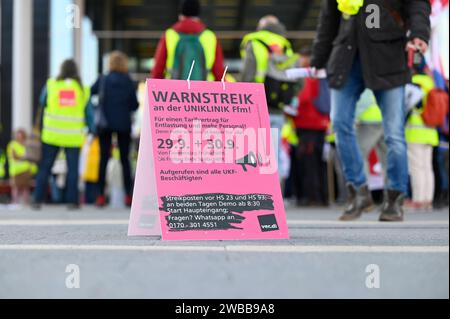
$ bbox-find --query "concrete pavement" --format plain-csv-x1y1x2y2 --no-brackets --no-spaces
0,205,448,299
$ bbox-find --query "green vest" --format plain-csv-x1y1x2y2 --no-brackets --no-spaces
405,74,439,146
165,28,217,81
241,30,294,83
0,151,6,179
42,79,89,148
7,141,32,177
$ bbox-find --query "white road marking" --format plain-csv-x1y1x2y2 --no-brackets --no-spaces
0,219,448,226
0,244,447,253
0,220,129,226
288,220,449,226
227,245,449,253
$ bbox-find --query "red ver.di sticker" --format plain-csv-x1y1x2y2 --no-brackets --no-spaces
59,90,76,107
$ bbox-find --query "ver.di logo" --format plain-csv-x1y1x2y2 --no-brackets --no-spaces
258,214,279,232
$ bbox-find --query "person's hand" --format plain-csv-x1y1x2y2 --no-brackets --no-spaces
407,38,428,54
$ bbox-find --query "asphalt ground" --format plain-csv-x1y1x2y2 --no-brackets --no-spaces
0,205,448,299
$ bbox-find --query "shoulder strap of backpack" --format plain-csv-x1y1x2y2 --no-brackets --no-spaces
253,39,273,54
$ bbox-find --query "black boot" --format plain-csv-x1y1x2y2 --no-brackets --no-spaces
30,199,42,210
67,203,81,211
379,190,405,222
339,184,374,221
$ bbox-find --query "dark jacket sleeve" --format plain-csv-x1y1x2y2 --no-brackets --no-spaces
311,0,341,69
85,100,95,134
91,77,100,96
405,0,431,43
129,79,139,112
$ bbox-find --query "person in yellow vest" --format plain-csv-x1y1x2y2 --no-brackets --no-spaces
405,70,440,211
240,16,299,111
151,0,227,82
241,16,299,174
32,59,94,210
356,89,387,182
7,129,37,205
241,15,295,84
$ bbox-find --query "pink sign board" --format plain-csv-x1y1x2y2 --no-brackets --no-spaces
128,79,289,241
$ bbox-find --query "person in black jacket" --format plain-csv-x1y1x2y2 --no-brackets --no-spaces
311,0,431,222
91,51,139,207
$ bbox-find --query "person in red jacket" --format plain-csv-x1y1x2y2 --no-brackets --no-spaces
151,0,226,81
294,47,330,206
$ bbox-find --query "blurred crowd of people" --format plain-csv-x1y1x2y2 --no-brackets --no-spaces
0,0,448,220
1,52,139,210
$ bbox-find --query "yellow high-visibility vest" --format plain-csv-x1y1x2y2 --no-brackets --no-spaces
0,151,6,179
359,104,383,123
405,74,439,146
337,0,364,16
42,79,89,148
359,103,383,124
165,28,217,81
326,123,336,143
281,118,299,146
358,90,383,123
6,141,34,177
405,110,439,146
240,30,294,83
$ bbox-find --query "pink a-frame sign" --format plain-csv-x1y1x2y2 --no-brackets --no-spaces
128,79,289,241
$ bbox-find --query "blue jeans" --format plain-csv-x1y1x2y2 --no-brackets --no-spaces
330,57,409,194
437,146,449,191
84,182,99,204
33,143,80,205
269,114,285,177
